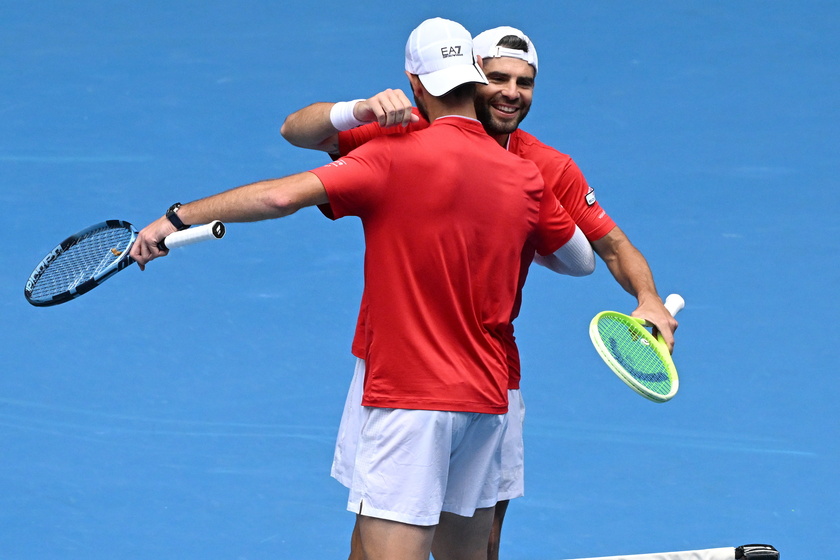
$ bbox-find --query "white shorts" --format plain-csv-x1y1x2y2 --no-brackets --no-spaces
348,406,506,526
498,388,525,501
331,359,525,501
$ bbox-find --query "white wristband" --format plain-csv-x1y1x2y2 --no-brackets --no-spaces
329,99,366,131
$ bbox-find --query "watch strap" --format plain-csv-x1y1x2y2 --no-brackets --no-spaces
166,203,189,231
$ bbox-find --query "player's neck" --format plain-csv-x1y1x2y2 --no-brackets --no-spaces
425,97,478,122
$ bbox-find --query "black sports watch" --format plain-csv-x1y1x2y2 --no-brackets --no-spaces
165,202,190,231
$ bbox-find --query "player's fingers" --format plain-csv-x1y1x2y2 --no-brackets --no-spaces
641,311,676,353
130,241,149,271
655,317,678,353
392,89,415,126
651,327,672,353
132,225,169,270
353,100,377,124
373,89,413,127
140,242,167,270
377,98,397,127
363,91,390,127
662,332,675,354
379,92,405,127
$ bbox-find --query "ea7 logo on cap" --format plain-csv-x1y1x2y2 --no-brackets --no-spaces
441,45,463,58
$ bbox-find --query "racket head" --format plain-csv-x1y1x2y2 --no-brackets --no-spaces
589,310,679,402
25,220,137,306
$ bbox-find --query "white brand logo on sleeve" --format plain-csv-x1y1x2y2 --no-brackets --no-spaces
585,187,597,206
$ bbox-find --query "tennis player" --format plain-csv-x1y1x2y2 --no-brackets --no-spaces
280,25,678,560
131,17,591,560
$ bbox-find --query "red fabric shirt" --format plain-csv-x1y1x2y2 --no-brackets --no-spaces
502,129,616,388
336,110,616,390
311,116,546,413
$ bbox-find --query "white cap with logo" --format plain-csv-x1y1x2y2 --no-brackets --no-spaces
472,26,538,74
405,17,488,97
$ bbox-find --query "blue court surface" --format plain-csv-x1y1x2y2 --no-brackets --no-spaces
2,1,837,558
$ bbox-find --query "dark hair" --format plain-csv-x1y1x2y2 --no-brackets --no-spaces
496,34,528,52
439,82,476,103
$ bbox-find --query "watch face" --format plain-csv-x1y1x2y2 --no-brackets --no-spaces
167,203,182,215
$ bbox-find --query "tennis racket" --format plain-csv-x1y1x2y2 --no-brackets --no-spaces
25,219,225,307
589,293,685,403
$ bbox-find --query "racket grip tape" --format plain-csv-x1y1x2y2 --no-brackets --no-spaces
158,220,226,250
664,293,685,317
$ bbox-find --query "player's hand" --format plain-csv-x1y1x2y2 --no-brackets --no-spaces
129,216,175,270
355,89,419,128
632,298,678,353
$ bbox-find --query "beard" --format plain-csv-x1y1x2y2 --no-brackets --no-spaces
412,92,430,123
474,95,531,136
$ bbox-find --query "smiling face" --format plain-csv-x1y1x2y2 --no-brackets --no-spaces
474,56,535,143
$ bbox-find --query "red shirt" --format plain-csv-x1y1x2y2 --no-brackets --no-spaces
502,129,616,388
337,111,616,389
311,116,546,414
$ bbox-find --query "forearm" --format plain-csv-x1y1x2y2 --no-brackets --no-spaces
280,90,417,154
593,226,678,350
129,172,328,269
593,227,658,302
280,102,341,153
176,173,326,225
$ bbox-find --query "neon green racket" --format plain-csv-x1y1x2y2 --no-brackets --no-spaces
589,294,685,403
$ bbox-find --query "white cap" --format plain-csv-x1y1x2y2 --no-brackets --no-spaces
405,17,488,96
473,26,538,74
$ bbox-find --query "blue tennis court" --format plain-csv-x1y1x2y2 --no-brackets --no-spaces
1,1,837,558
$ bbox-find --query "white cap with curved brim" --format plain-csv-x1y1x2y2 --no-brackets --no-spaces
405,17,488,96
473,26,538,74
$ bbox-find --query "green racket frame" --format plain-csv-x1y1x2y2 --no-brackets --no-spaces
588,294,684,403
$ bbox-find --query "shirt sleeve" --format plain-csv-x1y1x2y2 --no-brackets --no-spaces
309,139,393,220
532,182,578,256
318,110,428,219
546,157,616,242
338,109,430,156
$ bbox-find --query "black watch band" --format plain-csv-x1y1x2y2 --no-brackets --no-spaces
165,203,190,231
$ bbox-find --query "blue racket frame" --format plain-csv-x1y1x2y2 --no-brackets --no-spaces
25,220,138,307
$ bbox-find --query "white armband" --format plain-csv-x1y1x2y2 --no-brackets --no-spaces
329,99,366,131
534,226,595,276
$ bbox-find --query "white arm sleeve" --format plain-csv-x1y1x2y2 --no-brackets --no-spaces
533,225,595,276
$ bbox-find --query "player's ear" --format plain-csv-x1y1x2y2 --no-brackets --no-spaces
476,55,484,69
405,71,423,97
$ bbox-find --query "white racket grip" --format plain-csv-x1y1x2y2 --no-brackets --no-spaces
664,293,685,317
162,220,225,250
